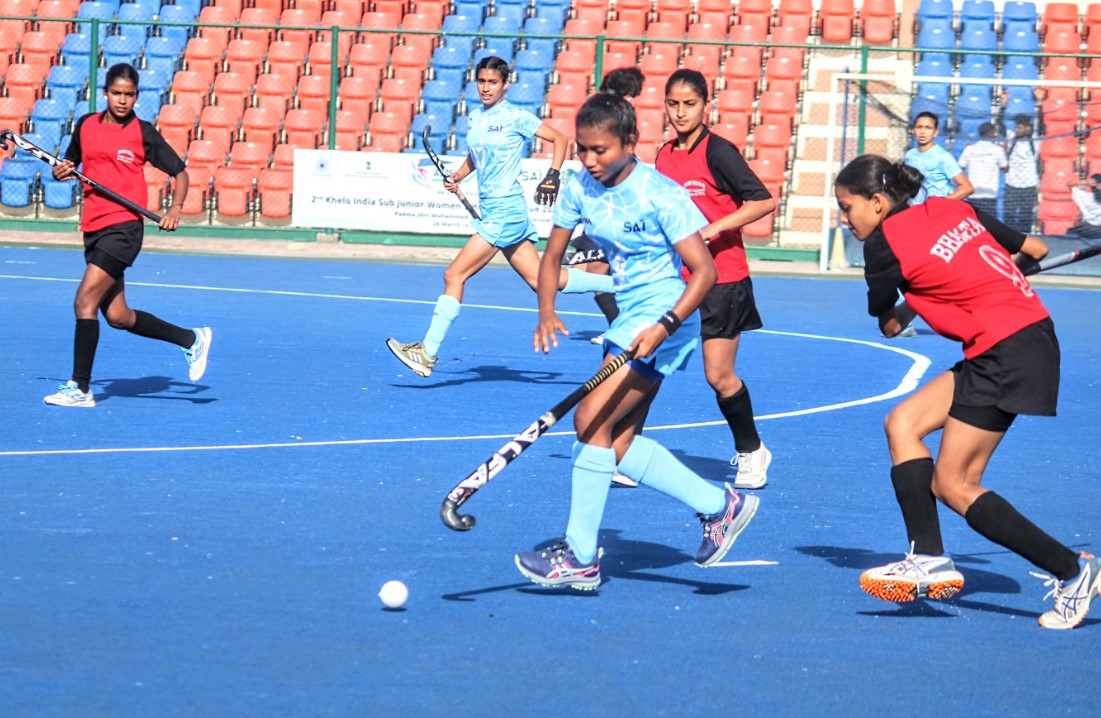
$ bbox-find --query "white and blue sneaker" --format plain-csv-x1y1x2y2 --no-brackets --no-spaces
695,485,759,566
515,539,601,590
43,380,95,408
1035,552,1101,630
184,327,213,381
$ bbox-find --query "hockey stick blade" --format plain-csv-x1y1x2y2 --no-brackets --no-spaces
0,129,162,223
421,126,481,221
440,350,635,531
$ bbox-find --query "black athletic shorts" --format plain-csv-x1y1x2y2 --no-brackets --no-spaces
699,277,763,339
84,220,143,278
949,317,1060,430
562,233,606,266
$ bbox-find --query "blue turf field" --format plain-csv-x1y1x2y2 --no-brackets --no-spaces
1,245,1099,717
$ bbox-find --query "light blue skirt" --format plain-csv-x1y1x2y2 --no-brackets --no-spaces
473,194,538,248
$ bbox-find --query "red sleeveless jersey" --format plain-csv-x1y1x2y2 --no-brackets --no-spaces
882,198,1049,358
77,113,147,231
655,133,749,283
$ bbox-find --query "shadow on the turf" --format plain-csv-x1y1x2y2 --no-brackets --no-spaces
668,449,734,483
92,376,216,403
440,532,749,601
390,364,578,390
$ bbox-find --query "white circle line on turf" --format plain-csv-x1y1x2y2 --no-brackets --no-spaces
0,276,931,457
709,560,780,567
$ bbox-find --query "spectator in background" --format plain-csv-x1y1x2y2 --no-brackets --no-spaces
903,111,973,204
1003,114,1039,233
957,122,1007,218
1067,174,1101,239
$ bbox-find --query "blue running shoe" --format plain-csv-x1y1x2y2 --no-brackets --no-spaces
184,327,213,381
515,539,601,590
1035,552,1101,630
43,380,95,408
695,485,759,567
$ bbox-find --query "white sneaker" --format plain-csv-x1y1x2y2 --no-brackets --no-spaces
859,547,964,602
611,472,637,487
184,327,213,381
43,380,96,408
732,442,771,489
1035,553,1101,630
590,332,606,345
386,338,438,377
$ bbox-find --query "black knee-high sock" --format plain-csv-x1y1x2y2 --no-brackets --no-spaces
965,491,1081,581
127,310,195,348
717,383,761,453
594,292,618,323
72,318,99,393
891,458,944,556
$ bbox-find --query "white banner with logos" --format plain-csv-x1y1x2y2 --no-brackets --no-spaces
291,149,582,237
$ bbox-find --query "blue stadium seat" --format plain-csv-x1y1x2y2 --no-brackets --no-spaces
453,115,470,138
474,43,514,65
1002,21,1039,53
462,81,481,108
959,1,996,29
431,45,471,86
165,0,200,19
916,0,955,23
507,80,545,117
103,33,146,68
422,79,461,120
1001,1,1038,26
442,13,482,34
0,158,40,208
41,172,77,209
453,1,487,23
958,57,996,82
522,16,562,56
30,99,71,150
156,5,196,47
955,92,993,131
515,47,555,81
75,1,119,41
117,0,157,35
61,34,94,68
48,64,88,94
145,34,186,60
448,133,469,155
960,25,997,52
16,132,56,157
916,19,956,52
493,0,529,25
133,94,161,122
916,53,953,78
483,16,522,38
1002,57,1039,82
138,67,172,97
1002,90,1037,121
525,11,564,34
915,82,951,108
59,134,72,157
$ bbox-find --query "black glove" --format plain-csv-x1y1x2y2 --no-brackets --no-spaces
1014,252,1041,276
534,168,561,206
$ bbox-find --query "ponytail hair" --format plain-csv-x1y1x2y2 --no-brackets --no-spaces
835,154,924,207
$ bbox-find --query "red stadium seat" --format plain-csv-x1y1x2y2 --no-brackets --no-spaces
333,109,366,150
3,63,46,110
184,36,225,70
716,87,755,125
223,38,267,79
1038,197,1078,234
283,108,327,147
735,0,774,31
682,48,721,81
367,110,408,150
213,165,258,218
18,31,60,73
266,40,309,79
338,74,378,122
640,52,680,79
307,41,344,78
715,117,750,147
271,143,296,169
728,21,770,46
240,105,283,148
861,0,898,45
317,10,358,57
33,1,72,44
758,89,798,126
198,5,237,46
157,103,199,155
777,0,814,35
378,77,419,117
348,40,390,81
228,140,270,170
1043,22,1083,54
0,95,28,134
752,122,793,159
561,18,601,57
819,0,855,43
360,11,402,49
295,74,333,113
144,164,168,214
257,168,293,219
198,104,240,152
722,52,762,92
546,83,588,117
212,72,253,116
186,138,226,170
239,7,280,44
389,43,431,84
1043,3,1081,28
279,8,318,46
252,73,295,114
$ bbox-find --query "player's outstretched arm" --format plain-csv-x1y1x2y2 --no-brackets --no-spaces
534,225,574,353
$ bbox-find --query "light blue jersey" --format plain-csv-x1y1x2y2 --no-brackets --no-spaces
553,162,709,376
904,144,964,204
466,100,542,200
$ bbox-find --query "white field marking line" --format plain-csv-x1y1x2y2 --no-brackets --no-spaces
0,274,598,316
0,278,931,457
709,560,780,567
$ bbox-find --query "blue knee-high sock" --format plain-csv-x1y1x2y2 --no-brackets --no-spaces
562,268,615,294
422,294,461,357
619,436,726,515
564,442,616,564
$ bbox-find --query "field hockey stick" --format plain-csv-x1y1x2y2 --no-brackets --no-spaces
440,349,635,531
421,126,481,221
0,129,162,223
1023,241,1101,275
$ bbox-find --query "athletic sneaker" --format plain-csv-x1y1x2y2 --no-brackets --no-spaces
695,485,759,567
43,380,96,408
611,472,638,488
590,332,605,346
184,327,213,382
859,548,964,602
1035,552,1101,630
732,442,772,490
515,539,601,590
386,338,438,377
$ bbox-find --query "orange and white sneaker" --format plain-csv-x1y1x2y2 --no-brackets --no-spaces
859,547,964,602
1035,552,1101,630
